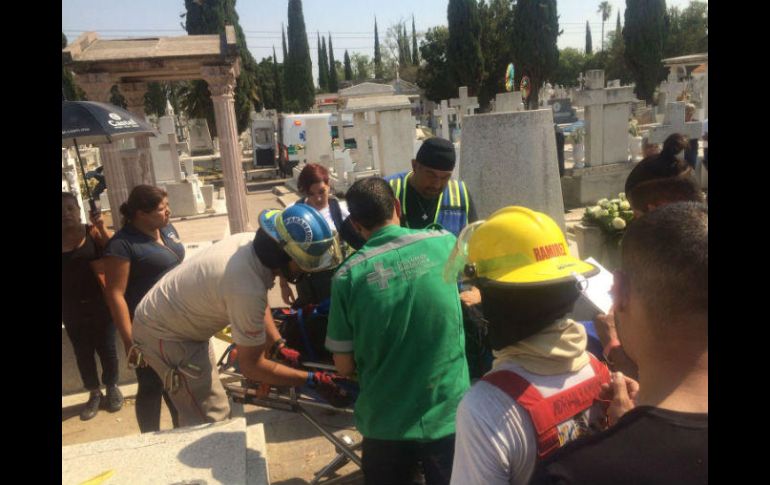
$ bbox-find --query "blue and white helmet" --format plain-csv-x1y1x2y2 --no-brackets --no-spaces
258,204,342,272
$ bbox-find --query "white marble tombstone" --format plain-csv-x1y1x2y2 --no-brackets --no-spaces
433,100,456,140
495,91,525,113
648,102,703,145
188,119,215,154
573,70,637,166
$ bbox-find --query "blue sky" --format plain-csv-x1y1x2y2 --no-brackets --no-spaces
63,0,703,79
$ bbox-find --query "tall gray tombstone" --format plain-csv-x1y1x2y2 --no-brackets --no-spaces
460,110,566,231
648,102,703,144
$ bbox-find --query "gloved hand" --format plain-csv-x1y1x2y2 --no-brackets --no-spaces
309,371,355,408
269,338,301,367
277,345,300,367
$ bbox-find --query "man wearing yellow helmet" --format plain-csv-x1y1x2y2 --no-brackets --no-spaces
448,206,611,485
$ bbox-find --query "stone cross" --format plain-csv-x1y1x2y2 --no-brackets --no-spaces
577,72,586,90
573,70,637,166
648,102,703,144
449,87,479,127
347,112,380,170
433,100,457,140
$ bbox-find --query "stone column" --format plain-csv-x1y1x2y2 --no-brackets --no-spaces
118,82,156,188
202,63,250,234
75,73,130,223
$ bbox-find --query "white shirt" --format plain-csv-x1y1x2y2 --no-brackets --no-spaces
317,199,350,232
450,361,605,485
134,232,275,347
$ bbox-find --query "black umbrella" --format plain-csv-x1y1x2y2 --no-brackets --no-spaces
62,100,158,212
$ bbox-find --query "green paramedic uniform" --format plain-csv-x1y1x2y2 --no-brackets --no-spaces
325,224,470,440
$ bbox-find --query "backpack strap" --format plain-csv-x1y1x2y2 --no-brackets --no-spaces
328,198,344,232
481,354,610,459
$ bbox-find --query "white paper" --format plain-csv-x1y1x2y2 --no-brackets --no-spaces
574,257,614,315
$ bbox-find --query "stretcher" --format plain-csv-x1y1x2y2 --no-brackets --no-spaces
214,330,362,485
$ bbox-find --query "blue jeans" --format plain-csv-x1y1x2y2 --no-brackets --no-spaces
134,365,180,432
361,434,456,485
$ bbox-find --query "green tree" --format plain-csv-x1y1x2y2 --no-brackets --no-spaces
281,24,288,61
554,48,587,86
351,53,372,81
624,0,667,103
603,31,632,85
344,50,353,81
182,0,260,133
254,56,278,110
597,1,612,51
412,15,420,65
477,0,515,109
284,0,315,111
664,1,708,58
273,46,284,112
328,34,339,92
109,85,127,109
144,82,169,117
586,21,593,54
317,33,328,91
374,17,384,79
416,26,456,103
511,0,560,109
447,0,484,94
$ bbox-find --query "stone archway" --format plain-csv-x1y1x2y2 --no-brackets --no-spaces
63,26,251,233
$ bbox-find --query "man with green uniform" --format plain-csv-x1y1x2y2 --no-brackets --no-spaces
325,177,470,485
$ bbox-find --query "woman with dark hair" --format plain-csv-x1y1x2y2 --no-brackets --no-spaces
280,163,364,306
625,133,695,215
62,192,122,421
103,185,185,432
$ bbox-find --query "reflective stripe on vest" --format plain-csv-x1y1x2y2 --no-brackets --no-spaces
481,355,611,459
387,171,469,236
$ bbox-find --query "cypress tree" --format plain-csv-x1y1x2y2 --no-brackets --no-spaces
273,46,284,112
317,32,328,91
374,17,384,79
344,50,353,81
328,34,339,92
285,0,315,111
624,0,667,103
586,21,593,55
182,0,260,133
616,11,621,35
511,0,559,109
404,23,412,66
412,15,419,65
447,0,484,93
281,23,288,61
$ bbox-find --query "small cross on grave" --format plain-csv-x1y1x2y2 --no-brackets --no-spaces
577,72,586,90
648,102,703,145
433,100,457,140
367,262,397,290
346,112,380,170
450,87,479,128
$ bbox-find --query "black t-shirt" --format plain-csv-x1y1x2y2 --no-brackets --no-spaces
401,181,478,230
62,226,111,326
104,223,185,315
531,406,708,485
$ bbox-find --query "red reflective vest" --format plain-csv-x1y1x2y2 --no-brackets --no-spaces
481,354,611,459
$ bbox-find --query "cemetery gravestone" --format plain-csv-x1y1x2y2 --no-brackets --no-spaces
460,109,566,231
548,98,578,124
433,100,456,140
450,87,479,128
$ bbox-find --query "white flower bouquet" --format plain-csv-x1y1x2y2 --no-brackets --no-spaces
582,193,635,246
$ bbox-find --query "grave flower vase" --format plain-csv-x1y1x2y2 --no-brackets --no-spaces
573,143,585,168
629,135,643,161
